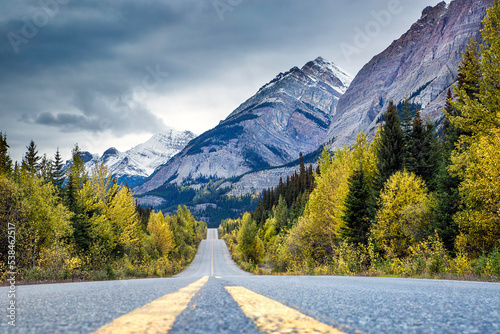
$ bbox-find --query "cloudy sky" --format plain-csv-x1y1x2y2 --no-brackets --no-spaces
0,0,442,162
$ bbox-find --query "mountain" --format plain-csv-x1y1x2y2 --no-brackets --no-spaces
82,129,196,186
134,57,352,195
327,0,494,149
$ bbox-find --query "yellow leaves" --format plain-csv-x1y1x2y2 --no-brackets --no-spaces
147,211,175,256
19,171,73,245
305,132,377,247
79,163,142,256
372,170,434,258
450,129,500,256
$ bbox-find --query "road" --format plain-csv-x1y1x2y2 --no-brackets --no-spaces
1,228,499,333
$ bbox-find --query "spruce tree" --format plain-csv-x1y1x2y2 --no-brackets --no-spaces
375,100,405,191
341,169,376,246
0,132,12,175
51,148,66,190
39,154,53,181
66,144,90,253
456,40,481,99
399,99,413,168
22,140,41,174
406,111,438,189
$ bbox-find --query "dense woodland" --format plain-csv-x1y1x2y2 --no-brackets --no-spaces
0,140,206,282
220,2,500,279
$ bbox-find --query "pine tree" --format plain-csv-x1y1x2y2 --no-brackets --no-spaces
406,111,438,189
51,148,65,190
430,92,462,252
456,40,481,100
22,140,41,174
375,100,405,191
66,144,90,253
39,154,53,181
273,195,288,232
0,132,12,175
341,169,376,246
399,99,413,168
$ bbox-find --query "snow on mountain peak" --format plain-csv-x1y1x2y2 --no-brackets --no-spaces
302,57,353,91
83,129,197,185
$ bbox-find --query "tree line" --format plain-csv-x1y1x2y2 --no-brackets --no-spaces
0,140,206,282
220,1,500,278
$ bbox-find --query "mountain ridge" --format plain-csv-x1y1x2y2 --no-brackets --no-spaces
327,0,493,148
80,129,196,186
134,56,352,195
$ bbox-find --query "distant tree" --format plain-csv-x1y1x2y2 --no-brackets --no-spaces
237,213,264,263
147,211,175,257
375,101,405,191
22,140,41,174
273,195,288,233
51,148,66,190
39,154,53,181
399,99,413,167
0,132,12,175
66,144,90,253
406,111,438,189
431,89,461,251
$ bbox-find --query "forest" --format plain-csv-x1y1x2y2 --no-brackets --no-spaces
219,3,500,279
0,140,206,282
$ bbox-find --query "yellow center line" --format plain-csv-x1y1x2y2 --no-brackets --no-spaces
225,286,346,334
92,276,208,334
211,238,214,276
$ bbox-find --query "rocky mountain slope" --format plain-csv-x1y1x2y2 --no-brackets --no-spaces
134,57,352,195
81,129,196,186
327,0,494,148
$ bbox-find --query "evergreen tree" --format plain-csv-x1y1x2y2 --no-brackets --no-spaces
406,111,438,189
340,169,376,246
399,99,413,168
375,100,405,191
456,40,481,100
39,154,53,181
0,132,12,175
431,90,461,251
51,148,66,190
442,89,463,150
66,144,90,253
22,140,41,174
273,195,288,232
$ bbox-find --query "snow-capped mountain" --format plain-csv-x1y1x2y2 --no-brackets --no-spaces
82,129,196,186
134,57,352,195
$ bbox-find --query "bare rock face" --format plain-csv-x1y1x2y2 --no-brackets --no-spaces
134,57,352,195
327,0,493,149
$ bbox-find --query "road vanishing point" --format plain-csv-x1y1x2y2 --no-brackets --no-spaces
1,229,499,333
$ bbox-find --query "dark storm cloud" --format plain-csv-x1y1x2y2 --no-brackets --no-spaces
0,0,442,161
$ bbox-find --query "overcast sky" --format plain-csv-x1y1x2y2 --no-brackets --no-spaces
0,0,442,162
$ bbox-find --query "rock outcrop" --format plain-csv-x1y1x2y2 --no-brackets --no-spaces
328,0,493,149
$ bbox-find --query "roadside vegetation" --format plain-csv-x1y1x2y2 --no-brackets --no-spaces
0,140,206,284
220,2,500,281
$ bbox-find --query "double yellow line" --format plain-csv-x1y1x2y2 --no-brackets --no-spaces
93,276,345,334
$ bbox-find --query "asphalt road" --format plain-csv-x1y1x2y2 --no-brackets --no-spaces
1,229,499,333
